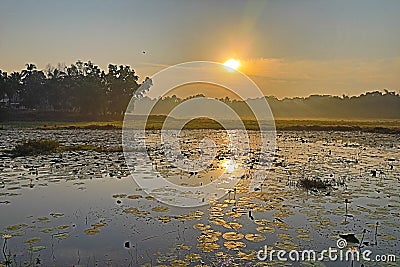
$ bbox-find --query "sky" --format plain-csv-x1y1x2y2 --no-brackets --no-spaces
0,0,399,98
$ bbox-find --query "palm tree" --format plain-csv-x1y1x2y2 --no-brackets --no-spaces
21,63,37,78
48,68,66,80
20,63,47,109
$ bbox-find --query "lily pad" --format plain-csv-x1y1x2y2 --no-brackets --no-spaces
84,228,100,235
223,241,246,250
185,253,201,262
151,206,169,212
53,233,70,240
25,237,41,244
122,207,148,217
256,226,275,234
245,233,266,242
30,245,46,252
7,224,22,231
197,242,220,252
222,232,244,241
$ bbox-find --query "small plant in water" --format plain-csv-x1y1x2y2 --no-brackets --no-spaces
2,234,12,266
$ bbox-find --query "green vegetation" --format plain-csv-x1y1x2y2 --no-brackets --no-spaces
1,118,399,134
10,139,60,156
145,117,262,131
37,123,120,130
275,119,400,129
125,117,400,134
8,139,122,157
0,120,123,129
0,61,146,118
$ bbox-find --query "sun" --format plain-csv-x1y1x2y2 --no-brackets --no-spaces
223,59,240,71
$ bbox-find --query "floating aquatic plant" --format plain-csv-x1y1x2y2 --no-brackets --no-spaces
197,242,220,253
84,228,100,235
24,237,41,244
223,241,246,250
53,233,69,240
122,207,149,217
169,259,189,266
151,206,169,212
244,233,266,242
222,232,244,241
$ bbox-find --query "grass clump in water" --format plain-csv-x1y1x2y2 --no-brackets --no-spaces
298,177,329,191
10,139,60,156
8,139,122,157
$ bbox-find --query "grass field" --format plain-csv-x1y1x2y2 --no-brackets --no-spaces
1,117,399,133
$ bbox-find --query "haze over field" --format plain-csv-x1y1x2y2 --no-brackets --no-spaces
134,92,400,120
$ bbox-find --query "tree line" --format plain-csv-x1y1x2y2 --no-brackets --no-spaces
140,90,400,119
0,61,144,116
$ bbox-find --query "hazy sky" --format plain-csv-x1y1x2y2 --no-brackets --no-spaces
1,0,399,98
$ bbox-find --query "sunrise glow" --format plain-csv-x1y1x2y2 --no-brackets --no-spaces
223,59,240,71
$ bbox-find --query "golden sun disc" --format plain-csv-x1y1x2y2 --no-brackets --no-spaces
223,59,240,70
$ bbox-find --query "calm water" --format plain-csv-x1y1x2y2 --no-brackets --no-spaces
0,129,399,266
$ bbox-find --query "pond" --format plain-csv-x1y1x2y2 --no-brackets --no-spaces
0,129,399,266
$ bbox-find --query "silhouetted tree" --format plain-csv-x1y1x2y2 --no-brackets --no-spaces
6,72,23,106
46,67,67,110
20,64,48,109
106,64,139,115
0,70,6,102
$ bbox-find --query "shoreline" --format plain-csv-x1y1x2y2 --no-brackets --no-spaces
1,119,399,134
